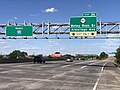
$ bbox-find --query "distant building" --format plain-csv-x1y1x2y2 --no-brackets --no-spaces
51,52,62,58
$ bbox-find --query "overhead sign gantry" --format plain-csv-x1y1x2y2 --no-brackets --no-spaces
0,12,120,39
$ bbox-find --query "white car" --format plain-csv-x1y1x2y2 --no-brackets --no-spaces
66,59,73,62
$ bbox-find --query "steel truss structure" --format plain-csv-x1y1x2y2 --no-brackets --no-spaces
0,21,120,39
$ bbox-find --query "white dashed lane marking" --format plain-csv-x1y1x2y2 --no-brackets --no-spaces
61,65,71,68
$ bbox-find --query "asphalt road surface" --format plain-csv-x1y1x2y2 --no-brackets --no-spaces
0,60,120,90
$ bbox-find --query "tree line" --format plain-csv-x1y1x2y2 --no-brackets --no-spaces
0,50,109,60
1,48,120,66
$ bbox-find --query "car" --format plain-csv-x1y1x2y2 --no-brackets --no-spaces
80,58,86,60
66,58,73,62
33,55,45,63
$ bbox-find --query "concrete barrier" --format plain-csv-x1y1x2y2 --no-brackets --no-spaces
0,58,33,64
0,58,65,64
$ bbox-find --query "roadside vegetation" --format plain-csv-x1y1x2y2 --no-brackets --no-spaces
99,52,108,60
9,50,28,59
0,50,109,61
0,50,28,59
115,47,120,65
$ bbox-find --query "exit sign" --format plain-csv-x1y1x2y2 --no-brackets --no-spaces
70,12,97,36
83,12,97,17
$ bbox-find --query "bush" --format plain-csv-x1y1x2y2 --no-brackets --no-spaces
115,59,120,64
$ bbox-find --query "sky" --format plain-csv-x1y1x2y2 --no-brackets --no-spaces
0,0,120,55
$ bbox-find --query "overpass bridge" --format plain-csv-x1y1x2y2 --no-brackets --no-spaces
0,21,120,39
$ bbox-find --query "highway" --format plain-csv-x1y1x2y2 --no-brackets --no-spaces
0,60,120,90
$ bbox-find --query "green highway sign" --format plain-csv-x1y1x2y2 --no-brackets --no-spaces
6,26,33,36
70,12,97,36
108,52,116,54
83,12,97,17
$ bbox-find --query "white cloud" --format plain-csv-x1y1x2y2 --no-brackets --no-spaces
30,14,41,17
14,17,18,19
10,19,13,21
48,39,60,43
3,46,13,49
55,42,59,45
104,34,120,46
88,4,92,8
0,41,6,44
44,7,57,13
104,39,120,48
20,46,42,50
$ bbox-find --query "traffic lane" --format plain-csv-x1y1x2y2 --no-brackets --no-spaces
97,61,120,90
0,60,98,74
0,60,96,90
43,60,109,90
0,60,99,81
0,60,99,75
0,60,107,90
49,60,109,90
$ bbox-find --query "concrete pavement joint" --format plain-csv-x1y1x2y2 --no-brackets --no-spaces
61,65,71,68
0,76,91,84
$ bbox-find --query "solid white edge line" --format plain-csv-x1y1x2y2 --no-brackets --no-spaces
93,77,100,90
93,62,108,90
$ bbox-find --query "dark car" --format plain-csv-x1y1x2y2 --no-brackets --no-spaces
33,55,45,63
80,58,86,60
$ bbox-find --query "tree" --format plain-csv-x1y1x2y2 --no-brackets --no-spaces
99,52,108,60
62,54,74,59
44,55,53,59
22,52,28,56
75,54,84,59
115,47,120,64
0,55,3,59
9,50,28,59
